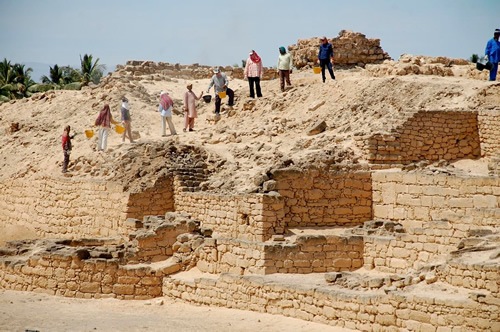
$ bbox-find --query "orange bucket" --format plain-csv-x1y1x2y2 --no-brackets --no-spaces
115,125,125,134
218,91,227,99
313,67,321,74
85,129,94,139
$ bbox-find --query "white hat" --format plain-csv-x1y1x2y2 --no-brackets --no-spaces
160,90,168,95
213,67,220,74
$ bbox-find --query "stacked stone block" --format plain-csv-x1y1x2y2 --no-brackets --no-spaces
174,192,284,242
0,177,129,239
128,214,197,263
365,110,481,165
372,171,500,225
477,109,500,157
196,235,363,275
437,261,499,296
127,177,174,220
0,252,176,300
0,175,177,240
108,61,277,83
362,220,460,273
289,30,391,69
162,273,499,331
272,168,372,227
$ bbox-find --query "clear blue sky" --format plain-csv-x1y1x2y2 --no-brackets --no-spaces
1,0,499,81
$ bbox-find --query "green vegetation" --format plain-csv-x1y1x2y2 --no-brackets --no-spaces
80,54,106,86
0,59,35,100
0,53,106,103
470,54,479,63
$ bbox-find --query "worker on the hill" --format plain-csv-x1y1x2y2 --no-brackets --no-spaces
244,50,263,98
94,104,119,151
61,125,74,173
277,46,293,92
183,83,202,132
207,67,235,116
318,36,336,83
485,28,500,81
159,91,177,136
120,96,135,143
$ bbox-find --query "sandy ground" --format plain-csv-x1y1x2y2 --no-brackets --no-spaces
0,290,354,332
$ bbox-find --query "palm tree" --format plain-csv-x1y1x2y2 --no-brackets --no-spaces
0,58,14,86
10,64,34,98
80,54,106,85
41,64,63,84
60,65,81,84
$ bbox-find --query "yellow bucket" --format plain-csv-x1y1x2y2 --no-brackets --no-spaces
313,66,321,74
115,125,125,134
218,91,227,99
85,129,94,139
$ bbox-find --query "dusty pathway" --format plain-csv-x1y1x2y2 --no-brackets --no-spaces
0,290,355,332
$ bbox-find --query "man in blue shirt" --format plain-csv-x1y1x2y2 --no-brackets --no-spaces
317,36,336,83
485,29,500,81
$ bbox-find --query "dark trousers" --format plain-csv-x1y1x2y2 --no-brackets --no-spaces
279,70,291,91
214,88,234,114
248,77,262,98
62,150,70,172
489,62,498,81
320,59,335,82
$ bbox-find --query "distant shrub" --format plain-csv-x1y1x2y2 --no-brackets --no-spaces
470,54,479,63
28,84,57,93
63,82,82,90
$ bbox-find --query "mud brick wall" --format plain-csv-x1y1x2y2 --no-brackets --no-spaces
174,192,284,242
372,171,500,226
478,109,500,157
0,254,176,300
163,273,499,332
196,235,363,275
272,169,372,227
367,111,480,164
0,176,175,239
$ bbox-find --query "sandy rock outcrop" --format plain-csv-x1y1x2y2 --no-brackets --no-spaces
105,61,278,84
365,54,478,78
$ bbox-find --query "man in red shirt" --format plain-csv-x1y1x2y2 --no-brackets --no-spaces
61,125,73,173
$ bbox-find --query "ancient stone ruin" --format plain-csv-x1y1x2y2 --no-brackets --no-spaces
290,30,391,69
0,31,499,331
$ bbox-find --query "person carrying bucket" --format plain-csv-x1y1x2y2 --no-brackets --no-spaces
206,67,234,116
485,28,500,81
94,104,119,151
120,96,135,143
317,36,336,83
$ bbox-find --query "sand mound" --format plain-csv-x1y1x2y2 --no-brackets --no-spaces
0,59,496,192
